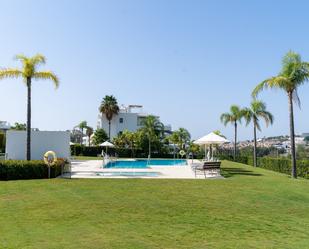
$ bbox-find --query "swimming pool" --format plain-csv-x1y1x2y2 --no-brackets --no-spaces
104,159,187,168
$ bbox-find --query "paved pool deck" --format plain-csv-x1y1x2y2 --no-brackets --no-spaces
64,159,223,179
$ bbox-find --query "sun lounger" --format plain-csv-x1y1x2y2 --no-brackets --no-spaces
192,161,221,178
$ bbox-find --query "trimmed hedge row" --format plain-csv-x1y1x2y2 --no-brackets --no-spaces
0,159,65,180
219,155,309,179
70,145,175,158
257,157,309,179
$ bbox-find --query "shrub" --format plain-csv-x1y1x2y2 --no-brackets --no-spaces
219,154,309,179
257,157,309,179
0,159,66,180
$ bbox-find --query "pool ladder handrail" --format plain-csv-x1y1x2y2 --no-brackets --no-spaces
146,154,151,166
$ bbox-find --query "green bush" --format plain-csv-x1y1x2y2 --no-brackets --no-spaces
70,145,174,158
257,157,309,179
219,154,309,179
0,159,65,180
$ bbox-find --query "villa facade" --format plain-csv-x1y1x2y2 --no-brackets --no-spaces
97,104,171,139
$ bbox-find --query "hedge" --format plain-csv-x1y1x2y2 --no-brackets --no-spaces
0,159,66,180
257,157,309,179
219,155,309,179
70,145,174,158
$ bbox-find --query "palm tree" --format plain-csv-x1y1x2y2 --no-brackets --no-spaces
168,131,180,159
78,121,88,144
141,115,164,158
86,126,94,146
252,51,309,178
99,95,119,140
243,100,274,167
0,54,59,160
220,105,244,160
213,130,226,138
177,128,191,150
120,130,138,157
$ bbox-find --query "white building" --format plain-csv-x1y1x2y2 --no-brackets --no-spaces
97,104,171,139
0,121,10,131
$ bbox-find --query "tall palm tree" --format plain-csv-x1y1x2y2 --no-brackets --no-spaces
86,126,94,146
99,95,119,140
0,54,59,160
78,121,88,144
141,115,163,158
243,100,274,167
220,105,244,160
168,131,180,159
252,51,309,178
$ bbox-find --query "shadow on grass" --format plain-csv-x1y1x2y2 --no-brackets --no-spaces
221,167,263,178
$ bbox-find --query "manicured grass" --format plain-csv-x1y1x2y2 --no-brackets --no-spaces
72,156,103,160
0,161,309,248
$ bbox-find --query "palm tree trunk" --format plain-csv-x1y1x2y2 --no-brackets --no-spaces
288,92,297,178
253,122,257,167
26,77,31,161
148,138,151,158
234,121,237,160
108,120,111,140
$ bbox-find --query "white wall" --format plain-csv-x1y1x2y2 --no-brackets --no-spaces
6,131,70,160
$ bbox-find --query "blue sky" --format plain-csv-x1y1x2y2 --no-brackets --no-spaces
1,0,309,141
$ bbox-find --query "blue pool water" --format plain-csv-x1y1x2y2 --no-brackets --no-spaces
104,159,187,169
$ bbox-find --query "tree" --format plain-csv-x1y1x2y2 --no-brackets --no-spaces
168,132,180,159
296,144,309,160
78,121,88,144
113,130,138,157
92,128,109,145
252,51,309,178
0,54,59,160
86,126,94,146
99,95,119,140
213,130,226,138
140,115,164,158
220,105,244,160
243,100,274,167
11,122,27,131
177,128,191,150
168,128,191,158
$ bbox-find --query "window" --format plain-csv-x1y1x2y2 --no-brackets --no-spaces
119,118,123,123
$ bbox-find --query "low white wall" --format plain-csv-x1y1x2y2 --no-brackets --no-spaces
6,131,70,160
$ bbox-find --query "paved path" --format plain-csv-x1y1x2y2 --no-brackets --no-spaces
67,160,198,179
64,159,223,179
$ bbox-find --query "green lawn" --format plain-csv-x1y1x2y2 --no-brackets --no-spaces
72,156,103,160
1,161,309,249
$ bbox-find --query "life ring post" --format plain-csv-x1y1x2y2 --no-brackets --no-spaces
43,151,57,179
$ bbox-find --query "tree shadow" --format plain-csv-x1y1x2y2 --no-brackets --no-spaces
221,167,263,178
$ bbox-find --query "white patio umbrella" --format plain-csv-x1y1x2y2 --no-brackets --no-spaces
194,132,229,160
100,141,115,154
